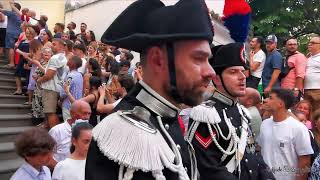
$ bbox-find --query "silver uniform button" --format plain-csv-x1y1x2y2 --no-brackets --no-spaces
184,167,188,172
177,144,181,150
165,124,169,130
249,170,252,174
245,159,248,163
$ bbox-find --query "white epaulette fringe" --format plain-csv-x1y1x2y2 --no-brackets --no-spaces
93,111,175,173
190,104,221,124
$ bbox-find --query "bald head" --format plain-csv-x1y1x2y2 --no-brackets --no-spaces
70,100,91,122
239,87,261,108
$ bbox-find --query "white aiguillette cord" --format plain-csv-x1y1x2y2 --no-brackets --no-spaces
117,115,190,180
156,116,190,180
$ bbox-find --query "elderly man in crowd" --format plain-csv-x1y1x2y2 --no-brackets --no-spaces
304,35,320,112
239,87,263,140
48,100,91,170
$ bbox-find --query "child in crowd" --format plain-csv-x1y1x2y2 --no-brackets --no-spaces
52,121,93,180
10,127,56,180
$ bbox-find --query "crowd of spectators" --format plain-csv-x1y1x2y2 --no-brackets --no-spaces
1,0,320,180
0,1,141,180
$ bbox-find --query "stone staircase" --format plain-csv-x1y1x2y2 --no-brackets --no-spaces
0,57,33,180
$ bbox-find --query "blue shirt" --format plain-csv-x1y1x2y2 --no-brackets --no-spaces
60,70,83,110
10,161,51,180
3,10,21,36
261,50,282,89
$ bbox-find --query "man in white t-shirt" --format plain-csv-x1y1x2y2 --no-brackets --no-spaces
37,38,67,129
48,100,91,170
304,36,320,111
247,36,266,89
257,89,313,180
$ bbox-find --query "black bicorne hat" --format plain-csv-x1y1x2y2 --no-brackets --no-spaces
101,0,214,52
210,42,249,75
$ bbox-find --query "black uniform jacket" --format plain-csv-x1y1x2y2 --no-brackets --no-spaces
190,97,275,180
85,82,192,180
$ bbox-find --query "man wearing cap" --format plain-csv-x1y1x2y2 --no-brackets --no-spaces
262,34,283,95
85,0,215,179
186,43,275,180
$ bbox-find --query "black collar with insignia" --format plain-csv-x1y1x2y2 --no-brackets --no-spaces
135,81,179,118
210,90,238,106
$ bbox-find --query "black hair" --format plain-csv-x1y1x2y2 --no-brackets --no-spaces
118,75,135,93
31,25,40,35
70,21,76,29
73,43,87,54
70,122,93,153
89,76,102,90
270,88,295,109
64,39,74,52
70,55,82,69
88,30,96,41
124,51,134,61
14,3,21,11
119,60,131,68
88,58,101,77
109,60,120,75
44,29,53,42
135,62,141,68
38,19,46,29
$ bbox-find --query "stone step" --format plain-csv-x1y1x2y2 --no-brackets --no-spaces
0,78,18,87
0,71,15,79
0,85,16,94
0,95,27,104
0,59,8,66
0,158,22,180
0,142,17,161
0,66,16,73
0,104,31,115
0,126,32,143
0,85,28,94
0,114,33,127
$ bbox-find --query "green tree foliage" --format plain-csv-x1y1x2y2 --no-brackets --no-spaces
250,0,320,52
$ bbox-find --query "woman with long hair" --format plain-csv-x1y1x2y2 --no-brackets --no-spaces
87,41,98,59
39,29,53,48
83,58,101,96
52,121,93,180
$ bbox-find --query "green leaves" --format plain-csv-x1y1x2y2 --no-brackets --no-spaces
250,0,320,53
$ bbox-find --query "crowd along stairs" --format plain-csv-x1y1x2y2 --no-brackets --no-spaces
0,56,33,180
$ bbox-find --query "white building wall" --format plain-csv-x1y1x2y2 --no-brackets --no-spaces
64,0,231,63
65,0,225,41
